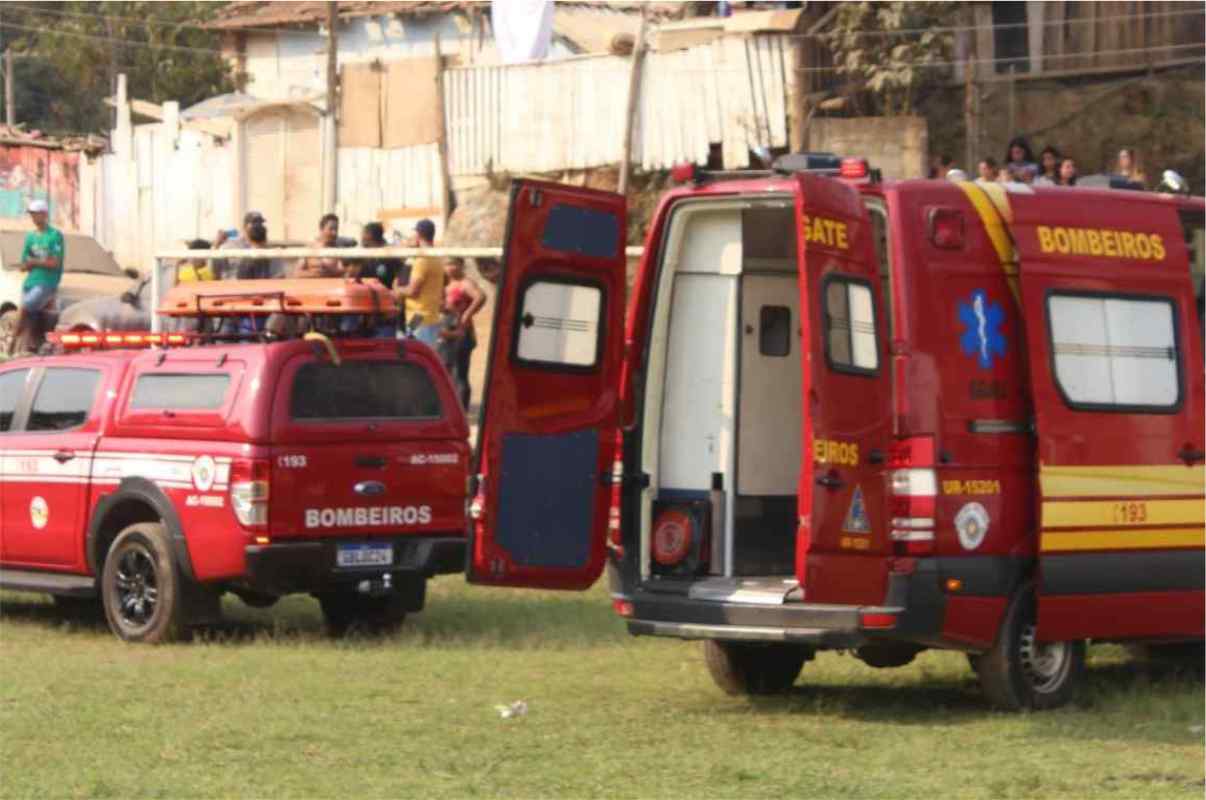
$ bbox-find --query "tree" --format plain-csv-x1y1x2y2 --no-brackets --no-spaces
0,2,237,135
822,2,954,117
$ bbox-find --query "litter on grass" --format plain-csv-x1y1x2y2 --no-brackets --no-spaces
495,701,528,719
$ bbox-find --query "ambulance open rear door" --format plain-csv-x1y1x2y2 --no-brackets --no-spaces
1010,197,1206,642
467,180,627,590
793,173,894,605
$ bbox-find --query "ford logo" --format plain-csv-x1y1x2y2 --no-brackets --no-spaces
353,481,387,497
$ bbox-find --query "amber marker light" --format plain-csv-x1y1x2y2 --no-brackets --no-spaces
945,578,964,592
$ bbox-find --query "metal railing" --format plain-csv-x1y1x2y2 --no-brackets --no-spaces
151,245,645,332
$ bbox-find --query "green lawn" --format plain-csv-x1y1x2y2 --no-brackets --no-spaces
1,580,1202,799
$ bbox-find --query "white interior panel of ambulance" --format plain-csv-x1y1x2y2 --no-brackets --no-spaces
645,200,801,581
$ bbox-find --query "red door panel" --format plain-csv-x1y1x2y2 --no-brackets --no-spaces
794,174,894,604
468,180,627,589
1009,192,1205,641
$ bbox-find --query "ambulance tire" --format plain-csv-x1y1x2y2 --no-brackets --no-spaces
317,591,407,637
703,640,810,695
975,584,1085,711
101,522,187,644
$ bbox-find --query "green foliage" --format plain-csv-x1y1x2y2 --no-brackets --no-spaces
823,1,955,116
1,583,1203,798
0,1,236,136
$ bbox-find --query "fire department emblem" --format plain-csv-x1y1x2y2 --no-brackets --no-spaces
29,496,49,530
191,455,216,492
957,290,1006,369
955,502,990,550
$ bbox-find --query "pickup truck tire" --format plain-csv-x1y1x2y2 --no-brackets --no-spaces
703,640,810,695
317,591,408,636
101,522,187,644
975,583,1085,710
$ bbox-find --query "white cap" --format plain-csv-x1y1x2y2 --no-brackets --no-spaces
26,199,48,214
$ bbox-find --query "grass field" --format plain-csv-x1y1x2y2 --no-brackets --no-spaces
1,579,1202,799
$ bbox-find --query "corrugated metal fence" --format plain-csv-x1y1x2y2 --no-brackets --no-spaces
445,34,791,173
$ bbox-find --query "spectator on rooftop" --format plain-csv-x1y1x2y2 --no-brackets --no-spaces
977,156,998,182
1003,136,1038,182
1057,158,1078,187
1035,146,1062,185
1113,147,1146,187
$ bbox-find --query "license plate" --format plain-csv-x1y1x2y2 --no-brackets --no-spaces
336,542,393,568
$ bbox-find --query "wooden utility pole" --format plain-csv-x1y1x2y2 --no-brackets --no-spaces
617,11,648,197
4,48,13,127
433,32,454,222
323,1,339,212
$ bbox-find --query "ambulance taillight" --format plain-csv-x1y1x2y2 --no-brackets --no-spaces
230,459,271,531
888,437,936,556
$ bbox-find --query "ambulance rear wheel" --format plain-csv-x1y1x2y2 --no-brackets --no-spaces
317,591,407,636
975,584,1085,710
101,522,186,644
703,640,810,695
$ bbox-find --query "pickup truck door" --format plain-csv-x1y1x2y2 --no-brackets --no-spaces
793,173,894,604
1010,195,1205,641
0,365,104,570
467,180,627,589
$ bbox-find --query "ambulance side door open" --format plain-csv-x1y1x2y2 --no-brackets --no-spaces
468,180,626,590
1012,201,1206,642
794,174,894,605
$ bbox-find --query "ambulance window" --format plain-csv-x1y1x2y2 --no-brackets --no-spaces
759,306,792,357
130,374,231,411
1048,293,1180,410
864,203,894,335
824,277,879,374
541,204,620,260
1179,211,1204,340
0,369,28,432
27,368,102,432
291,361,441,421
513,278,603,369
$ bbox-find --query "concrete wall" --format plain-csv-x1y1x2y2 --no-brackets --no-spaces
808,117,929,180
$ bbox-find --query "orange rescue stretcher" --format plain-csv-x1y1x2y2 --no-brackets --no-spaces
158,278,399,319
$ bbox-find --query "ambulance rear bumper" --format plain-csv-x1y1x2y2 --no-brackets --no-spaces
626,564,946,647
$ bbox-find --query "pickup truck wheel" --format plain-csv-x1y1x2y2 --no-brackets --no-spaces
317,591,407,636
101,522,186,644
703,640,810,695
974,584,1085,710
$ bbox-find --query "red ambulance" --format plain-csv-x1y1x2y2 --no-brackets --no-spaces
466,159,1205,709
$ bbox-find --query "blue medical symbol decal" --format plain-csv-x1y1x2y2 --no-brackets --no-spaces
957,290,1006,369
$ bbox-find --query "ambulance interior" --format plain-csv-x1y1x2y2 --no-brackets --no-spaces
639,196,891,594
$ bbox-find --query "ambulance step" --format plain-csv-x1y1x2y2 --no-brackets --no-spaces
687,577,800,605
0,569,96,597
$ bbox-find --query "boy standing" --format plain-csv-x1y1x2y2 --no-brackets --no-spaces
8,199,64,356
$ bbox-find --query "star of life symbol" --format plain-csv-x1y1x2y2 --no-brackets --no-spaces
958,290,1007,369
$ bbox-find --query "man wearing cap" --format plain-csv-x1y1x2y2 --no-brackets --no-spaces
393,218,445,347
7,199,64,356
216,210,281,280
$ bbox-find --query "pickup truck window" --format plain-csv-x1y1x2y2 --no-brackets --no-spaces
0,369,28,431
27,368,102,431
291,361,441,420
131,374,231,411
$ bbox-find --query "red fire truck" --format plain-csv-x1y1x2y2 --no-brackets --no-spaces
465,159,1204,709
0,279,469,641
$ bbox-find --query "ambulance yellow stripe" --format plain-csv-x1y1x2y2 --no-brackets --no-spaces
957,181,1019,304
1041,527,1205,552
1040,464,1206,498
1043,498,1204,528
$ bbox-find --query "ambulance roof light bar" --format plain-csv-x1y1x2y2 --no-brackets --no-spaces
50,331,194,350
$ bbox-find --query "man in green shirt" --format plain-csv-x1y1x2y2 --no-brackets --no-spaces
8,199,65,356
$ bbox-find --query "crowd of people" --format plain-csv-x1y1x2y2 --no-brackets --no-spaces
177,213,486,411
931,139,1148,189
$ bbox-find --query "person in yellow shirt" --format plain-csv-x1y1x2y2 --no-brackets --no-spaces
394,218,445,347
177,238,215,282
